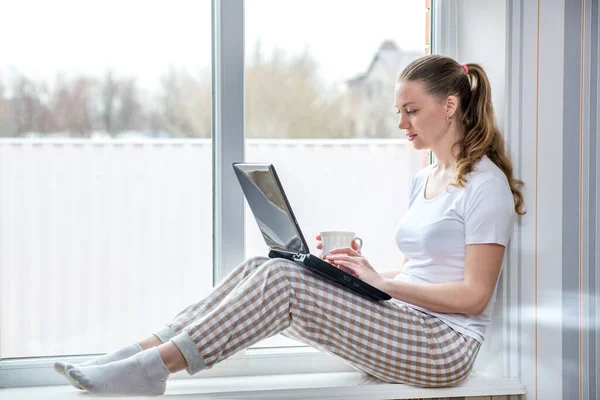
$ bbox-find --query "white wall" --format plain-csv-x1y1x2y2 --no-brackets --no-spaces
455,1,600,400
456,0,507,133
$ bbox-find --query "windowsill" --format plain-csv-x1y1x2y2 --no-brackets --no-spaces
0,371,526,399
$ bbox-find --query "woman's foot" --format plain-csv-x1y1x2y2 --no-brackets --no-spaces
53,362,85,390
54,343,143,390
66,348,169,396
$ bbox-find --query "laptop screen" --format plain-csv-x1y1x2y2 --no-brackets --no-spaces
233,163,309,254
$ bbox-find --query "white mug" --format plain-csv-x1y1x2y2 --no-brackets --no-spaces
320,231,363,255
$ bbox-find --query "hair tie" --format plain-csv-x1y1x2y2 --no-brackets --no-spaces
461,64,469,74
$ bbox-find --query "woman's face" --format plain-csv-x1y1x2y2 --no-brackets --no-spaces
394,80,449,150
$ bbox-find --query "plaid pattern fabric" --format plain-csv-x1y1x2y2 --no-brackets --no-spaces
168,256,480,387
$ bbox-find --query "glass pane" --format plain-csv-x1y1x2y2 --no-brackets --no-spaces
244,0,430,348
0,0,212,358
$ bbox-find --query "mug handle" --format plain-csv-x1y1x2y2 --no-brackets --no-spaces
353,237,363,252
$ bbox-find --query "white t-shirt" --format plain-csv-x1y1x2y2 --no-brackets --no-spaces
393,155,515,343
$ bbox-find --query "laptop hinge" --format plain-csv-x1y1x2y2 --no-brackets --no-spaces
292,253,307,262
269,249,306,262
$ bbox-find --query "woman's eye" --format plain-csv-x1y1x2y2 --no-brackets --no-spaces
396,109,417,115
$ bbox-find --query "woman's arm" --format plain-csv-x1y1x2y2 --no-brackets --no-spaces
379,256,409,279
381,244,505,315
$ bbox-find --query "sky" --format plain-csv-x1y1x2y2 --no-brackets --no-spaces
0,0,425,88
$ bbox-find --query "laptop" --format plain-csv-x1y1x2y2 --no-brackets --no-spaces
232,162,391,302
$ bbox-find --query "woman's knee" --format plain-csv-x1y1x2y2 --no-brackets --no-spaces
237,256,270,273
230,256,271,280
258,258,298,275
244,255,270,266
248,258,304,286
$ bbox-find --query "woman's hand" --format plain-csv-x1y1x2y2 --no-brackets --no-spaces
315,234,362,260
325,247,387,291
315,234,324,256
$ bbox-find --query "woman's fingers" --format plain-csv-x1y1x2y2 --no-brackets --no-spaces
328,254,359,272
331,260,358,276
327,253,354,262
329,247,360,256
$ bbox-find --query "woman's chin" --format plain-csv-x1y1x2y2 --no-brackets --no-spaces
411,141,425,150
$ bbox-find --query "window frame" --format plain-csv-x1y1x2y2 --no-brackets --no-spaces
0,0,444,388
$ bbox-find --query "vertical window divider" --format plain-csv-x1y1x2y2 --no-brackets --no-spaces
212,0,246,284
431,0,458,59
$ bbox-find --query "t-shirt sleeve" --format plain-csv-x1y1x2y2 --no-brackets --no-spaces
464,178,515,246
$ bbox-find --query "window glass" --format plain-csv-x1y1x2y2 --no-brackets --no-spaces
0,0,212,358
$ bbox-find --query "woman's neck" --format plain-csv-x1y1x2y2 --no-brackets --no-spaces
430,125,464,173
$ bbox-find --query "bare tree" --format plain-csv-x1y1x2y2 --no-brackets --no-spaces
10,75,57,135
159,66,211,138
118,78,145,132
50,75,94,135
0,76,16,137
95,71,146,135
99,70,119,135
245,43,351,139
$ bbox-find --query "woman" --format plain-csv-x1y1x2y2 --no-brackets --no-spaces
54,54,525,396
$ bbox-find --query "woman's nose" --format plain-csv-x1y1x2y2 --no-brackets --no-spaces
398,115,410,130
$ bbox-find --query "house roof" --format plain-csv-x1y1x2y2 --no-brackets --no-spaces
347,40,422,87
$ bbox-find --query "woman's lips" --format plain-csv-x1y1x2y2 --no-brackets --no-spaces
407,134,417,142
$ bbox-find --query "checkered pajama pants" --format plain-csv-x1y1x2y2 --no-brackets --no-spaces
159,256,480,387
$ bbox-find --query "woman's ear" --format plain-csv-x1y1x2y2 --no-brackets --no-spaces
445,95,459,118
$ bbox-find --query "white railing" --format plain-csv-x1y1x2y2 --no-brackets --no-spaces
0,139,425,358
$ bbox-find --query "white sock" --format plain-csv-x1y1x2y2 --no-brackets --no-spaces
54,343,143,390
82,343,144,367
66,348,170,396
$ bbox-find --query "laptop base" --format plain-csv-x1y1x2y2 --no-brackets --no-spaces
268,249,391,302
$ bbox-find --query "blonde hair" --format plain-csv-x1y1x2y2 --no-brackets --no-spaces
399,55,525,215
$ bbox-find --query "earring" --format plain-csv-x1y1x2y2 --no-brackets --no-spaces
446,115,451,125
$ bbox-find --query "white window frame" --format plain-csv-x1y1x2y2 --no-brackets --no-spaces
0,0,445,388
431,0,459,59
